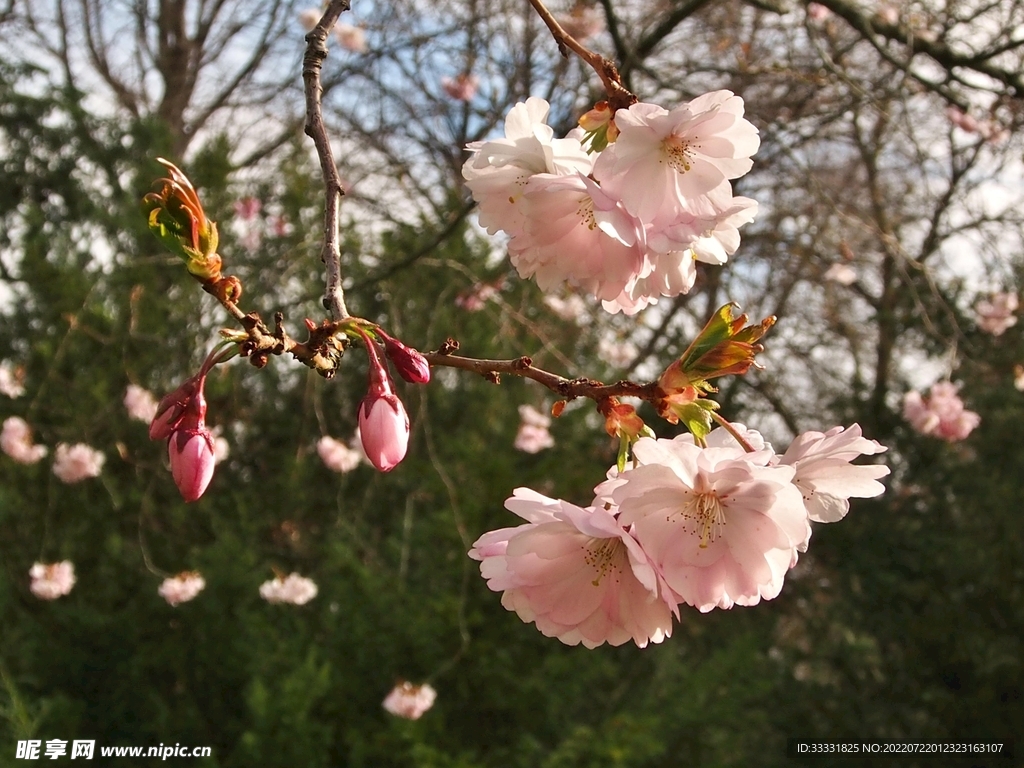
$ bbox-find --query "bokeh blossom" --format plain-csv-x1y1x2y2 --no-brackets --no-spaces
52,443,105,483
0,360,25,398
124,384,160,423
317,435,364,473
514,404,555,453
975,291,1018,336
158,572,206,606
259,573,318,605
30,561,76,600
1,417,48,464
903,382,980,442
382,682,437,720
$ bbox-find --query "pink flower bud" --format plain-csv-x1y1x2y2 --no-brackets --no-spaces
168,427,216,502
149,377,202,440
379,332,431,384
359,392,410,472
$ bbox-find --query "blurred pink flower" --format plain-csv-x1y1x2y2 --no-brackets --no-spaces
158,572,206,606
317,435,363,473
554,5,604,41
807,2,831,21
612,435,808,612
298,8,320,31
514,405,554,453
455,282,499,311
442,73,479,101
823,263,857,285
382,681,437,719
233,197,262,221
776,424,889,523
975,291,1018,336
876,6,899,25
259,573,318,605
124,384,159,423
2,417,48,464
469,488,676,648
902,382,980,442
334,23,367,53
0,360,25,398
52,443,105,483
30,561,75,600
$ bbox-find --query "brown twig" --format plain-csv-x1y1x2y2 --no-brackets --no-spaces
303,0,352,321
423,340,659,403
525,0,636,111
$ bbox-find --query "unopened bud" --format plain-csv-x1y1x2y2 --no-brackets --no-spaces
379,332,431,384
358,392,410,472
168,427,216,502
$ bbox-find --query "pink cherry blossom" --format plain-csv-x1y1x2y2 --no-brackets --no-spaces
233,197,262,221
543,293,588,322
823,263,857,285
298,8,320,31
975,291,1018,336
593,92,760,226
30,561,76,600
946,105,982,134
158,572,206,606
2,417,48,464
554,5,604,41
442,73,479,101
612,436,808,612
902,382,980,442
876,6,899,25
509,172,645,302
52,443,105,483
463,97,593,240
334,23,367,53
0,360,25,398
383,681,437,719
776,424,889,523
124,384,159,423
807,2,831,21
317,435,363,473
259,573,318,605
455,281,499,311
514,405,555,453
469,488,676,648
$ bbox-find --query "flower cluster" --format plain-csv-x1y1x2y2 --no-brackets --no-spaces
317,434,366,473
975,291,1018,336
158,572,206,606
902,382,980,442
29,561,76,600
259,573,318,605
52,443,105,484
124,384,160,423
470,424,887,648
1,417,48,464
382,681,437,720
514,404,555,453
462,93,759,314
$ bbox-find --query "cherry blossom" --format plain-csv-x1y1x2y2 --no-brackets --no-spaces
806,2,831,21
29,561,76,600
902,382,980,442
52,443,105,483
298,8,320,31
442,73,479,101
776,424,889,523
1,417,48,464
554,4,604,41
823,263,857,285
469,488,676,648
259,573,318,605
233,197,261,221
0,360,25,398
455,282,499,311
611,435,808,612
462,97,593,240
317,435,364,473
543,293,588,322
514,404,555,453
593,92,760,226
334,23,367,53
975,291,1018,336
158,572,206,606
382,682,437,720
124,384,159,423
